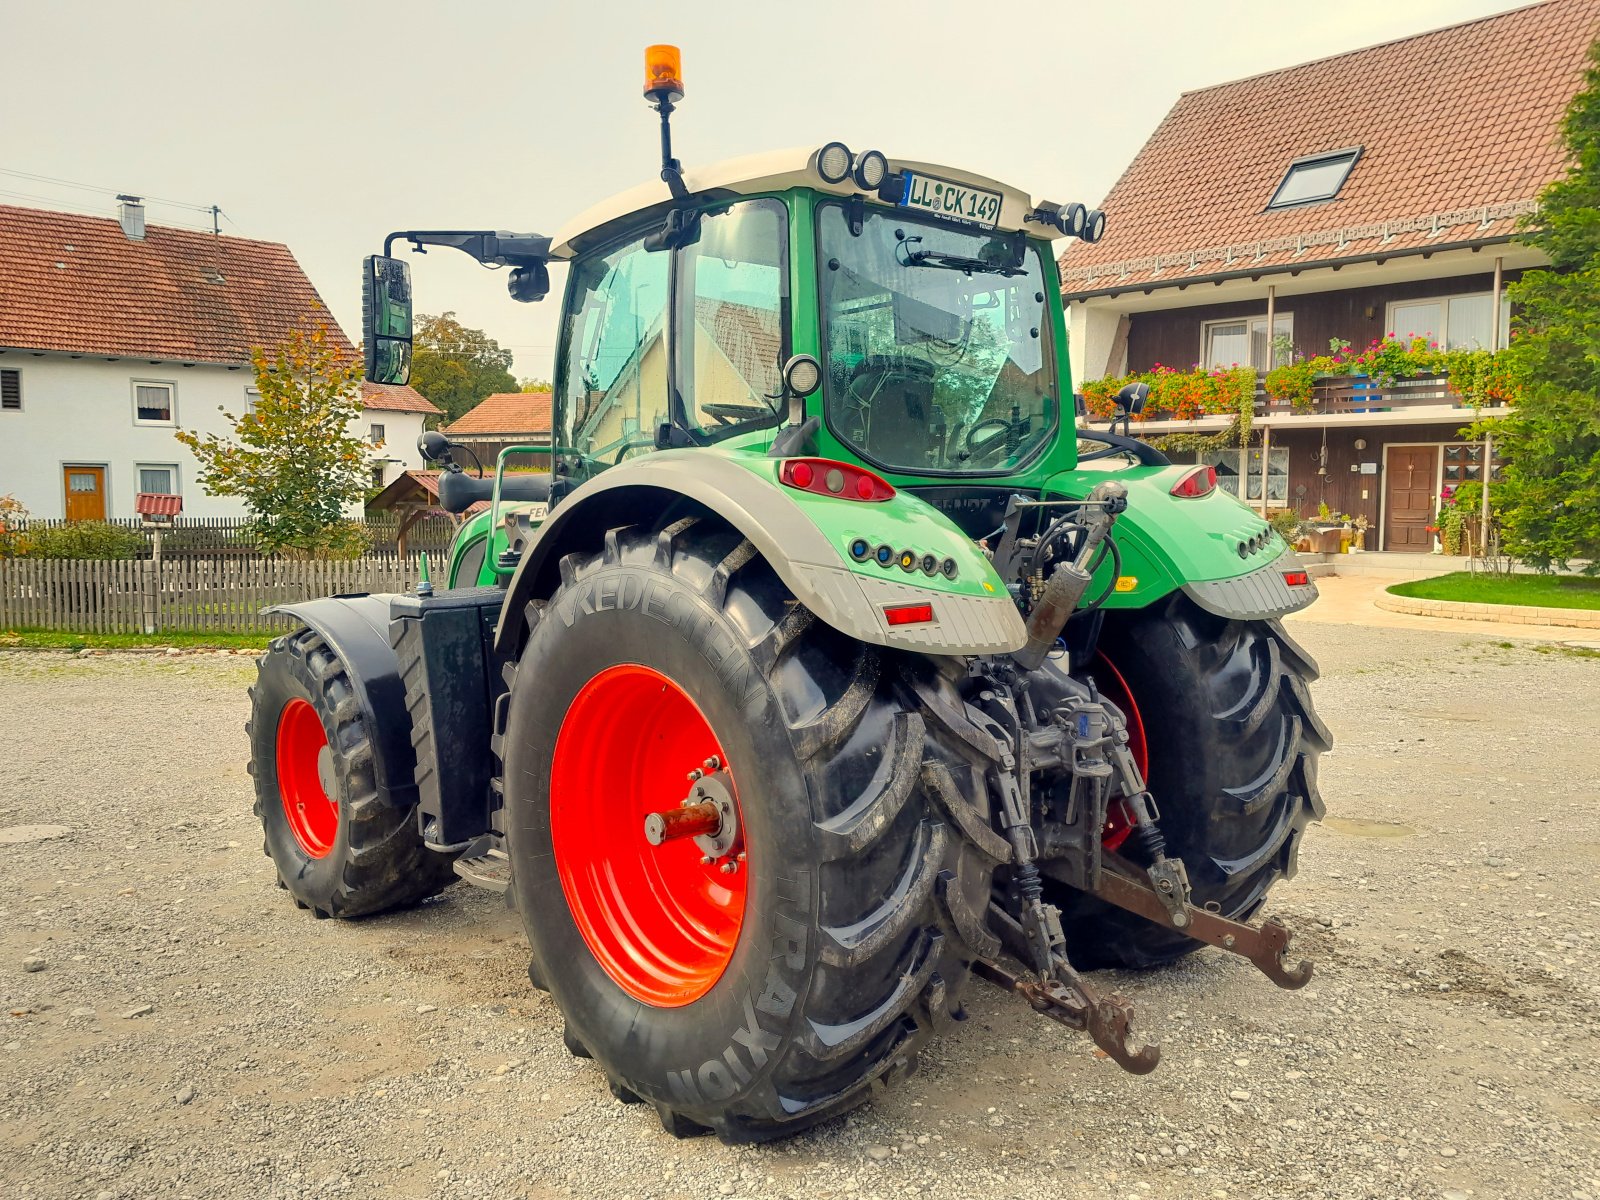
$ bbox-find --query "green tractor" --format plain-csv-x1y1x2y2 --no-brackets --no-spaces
249,46,1328,1142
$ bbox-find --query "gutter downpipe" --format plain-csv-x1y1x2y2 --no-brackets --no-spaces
1261,285,1276,517
1481,255,1504,558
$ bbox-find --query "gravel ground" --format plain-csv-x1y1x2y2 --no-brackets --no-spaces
1,626,1597,1200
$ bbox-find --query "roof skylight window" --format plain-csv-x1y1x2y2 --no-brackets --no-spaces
1267,148,1361,210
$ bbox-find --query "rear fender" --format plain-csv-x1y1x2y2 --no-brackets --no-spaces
493,451,1027,658
264,595,417,810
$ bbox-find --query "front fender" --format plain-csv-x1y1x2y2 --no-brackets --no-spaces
493,450,1026,658
263,595,417,809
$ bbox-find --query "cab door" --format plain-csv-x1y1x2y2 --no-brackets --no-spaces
63,465,106,521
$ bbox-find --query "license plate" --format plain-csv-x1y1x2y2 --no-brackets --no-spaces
898,172,1004,229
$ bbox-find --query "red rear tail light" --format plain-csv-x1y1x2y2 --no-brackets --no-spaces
883,602,935,626
778,458,895,501
1283,570,1310,587
1169,465,1217,498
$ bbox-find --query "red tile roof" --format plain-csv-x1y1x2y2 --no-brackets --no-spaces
134,493,183,518
442,391,552,437
361,381,441,415
0,202,355,364
1060,0,1600,293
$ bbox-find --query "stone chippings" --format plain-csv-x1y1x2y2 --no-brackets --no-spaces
0,633,1597,1199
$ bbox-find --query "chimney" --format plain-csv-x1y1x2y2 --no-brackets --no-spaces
116,194,145,241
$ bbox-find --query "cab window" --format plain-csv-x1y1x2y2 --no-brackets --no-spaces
556,232,671,465
676,198,788,440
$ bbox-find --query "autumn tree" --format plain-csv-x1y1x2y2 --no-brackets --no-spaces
408,312,517,422
519,376,554,393
176,322,372,557
1483,41,1600,572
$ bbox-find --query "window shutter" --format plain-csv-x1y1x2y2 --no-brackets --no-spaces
0,369,19,410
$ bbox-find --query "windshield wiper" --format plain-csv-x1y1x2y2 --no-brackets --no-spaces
896,234,1026,277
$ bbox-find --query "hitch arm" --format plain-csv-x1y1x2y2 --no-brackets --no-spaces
1094,862,1313,990
972,956,1160,1075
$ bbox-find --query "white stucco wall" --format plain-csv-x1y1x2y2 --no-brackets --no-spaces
0,352,421,520
1067,303,1127,388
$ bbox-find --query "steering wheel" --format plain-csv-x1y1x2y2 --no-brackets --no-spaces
611,433,658,464
964,417,1016,455
700,401,777,426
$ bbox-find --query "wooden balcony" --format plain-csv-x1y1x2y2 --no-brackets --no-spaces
1259,372,1503,417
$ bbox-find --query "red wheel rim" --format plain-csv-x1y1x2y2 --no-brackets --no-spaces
276,697,339,859
1095,652,1148,852
550,664,747,1008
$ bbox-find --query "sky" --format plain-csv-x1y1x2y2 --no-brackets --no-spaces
1,0,1535,383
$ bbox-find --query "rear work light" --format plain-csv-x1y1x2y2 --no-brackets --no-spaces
1283,570,1310,588
778,458,895,501
1169,465,1217,498
883,602,935,627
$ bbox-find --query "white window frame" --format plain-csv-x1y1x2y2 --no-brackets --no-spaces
135,463,180,497
132,379,177,426
1200,313,1293,372
0,367,22,412
369,422,386,445
243,386,260,416
1384,291,1511,352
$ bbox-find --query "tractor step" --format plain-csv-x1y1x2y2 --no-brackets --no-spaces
452,845,512,892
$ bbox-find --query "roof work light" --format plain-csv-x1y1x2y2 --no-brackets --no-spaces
644,44,684,101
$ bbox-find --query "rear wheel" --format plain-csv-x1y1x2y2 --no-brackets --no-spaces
1057,593,1330,970
502,517,997,1142
248,628,457,918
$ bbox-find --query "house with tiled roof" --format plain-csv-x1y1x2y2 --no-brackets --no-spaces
440,391,553,468
0,199,440,520
1062,0,1600,550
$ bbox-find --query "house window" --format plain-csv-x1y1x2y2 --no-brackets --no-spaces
369,423,385,445
1174,447,1289,503
133,381,176,424
1386,292,1510,351
136,464,179,495
1,368,20,411
244,387,260,416
370,464,386,488
1202,314,1293,371
1267,148,1361,210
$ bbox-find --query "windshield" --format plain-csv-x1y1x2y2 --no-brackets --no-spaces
818,203,1058,475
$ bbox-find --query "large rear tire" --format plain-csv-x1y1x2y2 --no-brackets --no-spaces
501,517,996,1142
248,628,457,918
1057,593,1330,970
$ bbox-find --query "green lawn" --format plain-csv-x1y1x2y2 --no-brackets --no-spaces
1388,572,1600,610
0,628,271,651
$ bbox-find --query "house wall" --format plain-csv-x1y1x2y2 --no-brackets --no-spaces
1122,269,1521,373
0,353,424,520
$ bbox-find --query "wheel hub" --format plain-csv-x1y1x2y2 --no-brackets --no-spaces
549,664,748,1008
276,697,339,859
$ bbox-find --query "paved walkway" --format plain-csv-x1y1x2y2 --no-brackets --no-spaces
1286,574,1595,643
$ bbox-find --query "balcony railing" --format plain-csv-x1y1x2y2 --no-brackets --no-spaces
1264,372,1489,417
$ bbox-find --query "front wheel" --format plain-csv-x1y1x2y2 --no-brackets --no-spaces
1056,594,1331,969
248,628,457,918
502,516,996,1142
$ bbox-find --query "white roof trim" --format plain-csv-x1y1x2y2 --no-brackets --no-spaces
550,147,1058,256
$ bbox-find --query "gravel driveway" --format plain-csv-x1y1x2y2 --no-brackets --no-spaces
2,626,1597,1200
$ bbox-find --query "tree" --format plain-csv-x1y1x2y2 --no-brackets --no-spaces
175,322,372,558
1482,41,1600,573
519,377,553,393
408,312,516,423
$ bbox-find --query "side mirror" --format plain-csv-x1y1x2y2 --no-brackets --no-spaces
1115,382,1150,416
362,255,413,385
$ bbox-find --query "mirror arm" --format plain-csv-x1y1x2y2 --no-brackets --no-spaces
382,230,551,269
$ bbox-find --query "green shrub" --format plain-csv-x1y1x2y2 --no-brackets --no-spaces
25,522,147,560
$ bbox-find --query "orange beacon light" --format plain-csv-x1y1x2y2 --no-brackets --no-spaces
644,45,684,102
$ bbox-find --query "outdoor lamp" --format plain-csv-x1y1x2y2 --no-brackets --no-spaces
816,141,853,185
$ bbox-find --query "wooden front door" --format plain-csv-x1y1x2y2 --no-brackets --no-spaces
63,466,106,522
1385,446,1437,550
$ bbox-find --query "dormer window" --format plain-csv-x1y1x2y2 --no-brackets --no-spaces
1267,147,1361,210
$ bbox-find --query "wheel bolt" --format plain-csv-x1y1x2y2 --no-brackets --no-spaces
703,755,722,772
700,855,713,866
687,768,703,782
719,860,738,875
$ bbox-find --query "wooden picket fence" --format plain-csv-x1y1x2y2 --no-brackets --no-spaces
0,555,428,635
6,516,458,559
